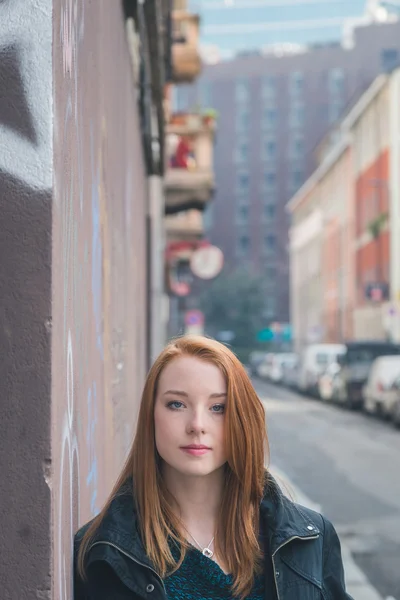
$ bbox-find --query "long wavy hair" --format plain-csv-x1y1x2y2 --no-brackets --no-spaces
77,335,269,598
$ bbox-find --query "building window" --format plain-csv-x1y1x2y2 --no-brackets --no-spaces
235,79,249,103
236,204,249,225
289,71,304,95
203,203,214,231
237,171,249,191
237,234,250,257
264,296,276,318
262,75,276,101
173,86,190,112
382,48,399,71
263,203,276,221
236,109,249,132
264,234,276,254
265,266,277,280
235,139,249,163
199,81,213,107
264,171,276,190
289,135,304,158
262,107,278,130
291,169,303,190
262,137,277,160
329,101,344,124
329,68,344,95
289,102,305,128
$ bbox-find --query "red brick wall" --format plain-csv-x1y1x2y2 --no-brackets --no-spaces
355,149,390,307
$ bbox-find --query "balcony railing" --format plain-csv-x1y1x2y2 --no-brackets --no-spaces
165,112,216,214
165,209,204,242
171,11,201,83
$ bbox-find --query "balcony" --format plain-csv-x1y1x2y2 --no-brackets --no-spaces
165,112,216,215
171,11,202,83
165,209,204,243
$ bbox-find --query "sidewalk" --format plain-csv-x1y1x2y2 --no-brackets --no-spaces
269,465,383,600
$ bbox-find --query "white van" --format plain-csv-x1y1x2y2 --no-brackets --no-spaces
297,343,346,395
363,355,400,416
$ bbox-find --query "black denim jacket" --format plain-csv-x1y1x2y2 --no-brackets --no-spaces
74,476,353,600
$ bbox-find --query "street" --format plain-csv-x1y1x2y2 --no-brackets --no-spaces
255,379,400,600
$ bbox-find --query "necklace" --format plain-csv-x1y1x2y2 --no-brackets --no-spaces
187,531,215,559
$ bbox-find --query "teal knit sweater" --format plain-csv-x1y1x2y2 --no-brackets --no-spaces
164,547,265,600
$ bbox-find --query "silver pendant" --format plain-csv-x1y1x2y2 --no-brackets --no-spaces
202,547,213,559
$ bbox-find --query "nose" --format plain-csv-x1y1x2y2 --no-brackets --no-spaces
186,406,206,435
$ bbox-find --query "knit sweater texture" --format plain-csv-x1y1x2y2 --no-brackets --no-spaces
164,547,265,600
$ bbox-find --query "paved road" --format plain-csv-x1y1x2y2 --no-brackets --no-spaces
254,378,400,600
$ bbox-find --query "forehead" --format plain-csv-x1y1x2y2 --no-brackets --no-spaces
157,356,226,394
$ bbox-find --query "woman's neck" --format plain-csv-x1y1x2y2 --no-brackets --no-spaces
163,466,225,539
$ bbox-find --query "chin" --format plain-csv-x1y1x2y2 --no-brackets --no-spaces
168,460,220,478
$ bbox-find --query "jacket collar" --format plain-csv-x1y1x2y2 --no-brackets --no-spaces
260,473,321,555
88,473,320,564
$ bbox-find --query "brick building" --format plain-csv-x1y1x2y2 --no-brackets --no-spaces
289,67,400,348
178,20,400,322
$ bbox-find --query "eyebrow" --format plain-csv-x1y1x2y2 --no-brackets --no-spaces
163,390,227,399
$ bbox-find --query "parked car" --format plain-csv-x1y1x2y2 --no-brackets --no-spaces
248,351,269,376
297,344,346,396
257,353,275,379
282,355,299,389
389,377,400,427
318,361,341,402
334,341,400,409
269,353,297,384
363,355,400,416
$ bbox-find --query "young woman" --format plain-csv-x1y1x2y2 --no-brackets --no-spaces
74,335,353,599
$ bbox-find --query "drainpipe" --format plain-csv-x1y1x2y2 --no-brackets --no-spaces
148,173,168,365
390,69,400,342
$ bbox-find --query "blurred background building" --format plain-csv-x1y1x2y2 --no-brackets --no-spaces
176,16,400,323
289,67,400,348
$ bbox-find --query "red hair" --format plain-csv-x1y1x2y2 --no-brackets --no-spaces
78,335,269,598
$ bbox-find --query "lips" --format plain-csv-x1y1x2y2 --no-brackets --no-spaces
180,445,211,456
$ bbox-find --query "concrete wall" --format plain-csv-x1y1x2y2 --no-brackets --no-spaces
0,1,53,597
0,0,150,597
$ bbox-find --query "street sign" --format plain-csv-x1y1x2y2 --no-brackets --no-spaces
365,282,389,302
190,245,224,280
184,310,204,327
256,328,274,342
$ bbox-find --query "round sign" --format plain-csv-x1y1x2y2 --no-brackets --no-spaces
185,310,204,327
190,245,224,280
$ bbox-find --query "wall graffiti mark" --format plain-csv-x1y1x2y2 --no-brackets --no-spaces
0,0,52,189
86,381,99,517
90,124,104,359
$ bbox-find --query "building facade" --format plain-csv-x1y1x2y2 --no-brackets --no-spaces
189,0,398,60
178,20,400,323
289,67,400,348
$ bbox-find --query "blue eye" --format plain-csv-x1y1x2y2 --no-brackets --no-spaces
167,401,184,410
211,404,225,414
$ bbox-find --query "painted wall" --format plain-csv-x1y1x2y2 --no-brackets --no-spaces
0,0,53,597
320,147,355,343
0,0,150,597
52,1,149,598
290,200,323,350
